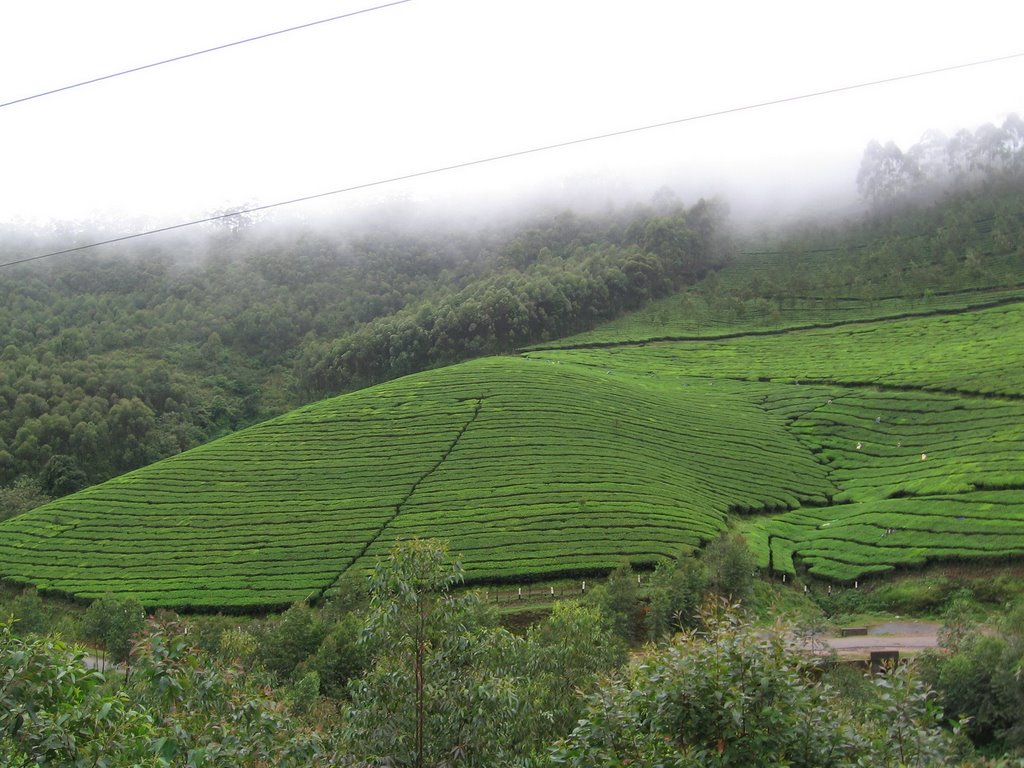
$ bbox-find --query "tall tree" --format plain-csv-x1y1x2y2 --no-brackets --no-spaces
857,139,920,208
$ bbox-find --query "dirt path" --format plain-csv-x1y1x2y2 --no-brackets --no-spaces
810,621,940,657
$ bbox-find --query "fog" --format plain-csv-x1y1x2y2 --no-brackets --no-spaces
3,0,1023,246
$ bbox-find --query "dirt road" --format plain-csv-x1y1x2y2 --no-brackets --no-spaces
807,621,940,658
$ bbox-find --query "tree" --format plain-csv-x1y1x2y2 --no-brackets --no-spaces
127,619,334,766
0,620,159,767
255,601,328,681
83,595,145,668
342,539,624,766
522,601,626,740
0,477,51,523
857,139,920,208
9,588,50,636
549,604,958,767
295,612,367,698
344,539,481,767
702,532,756,605
589,560,643,642
646,554,707,639
924,599,1024,751
39,453,88,497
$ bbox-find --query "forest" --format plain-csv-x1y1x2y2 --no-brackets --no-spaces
0,198,727,508
6,536,1024,767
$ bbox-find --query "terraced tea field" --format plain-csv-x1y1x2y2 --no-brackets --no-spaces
526,301,1024,397
2,282,1022,607
741,386,1024,580
0,357,831,609
540,286,1024,348
529,298,1024,582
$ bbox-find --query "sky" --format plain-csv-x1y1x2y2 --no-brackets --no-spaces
2,0,1024,230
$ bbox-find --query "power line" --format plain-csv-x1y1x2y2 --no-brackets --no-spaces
0,0,412,110
3,50,1023,270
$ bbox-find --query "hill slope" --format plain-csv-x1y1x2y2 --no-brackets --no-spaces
528,300,1024,581
2,273,1022,607
0,356,829,609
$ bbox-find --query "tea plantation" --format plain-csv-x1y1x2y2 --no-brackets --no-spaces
0,357,831,609
1,287,1022,607
529,299,1024,583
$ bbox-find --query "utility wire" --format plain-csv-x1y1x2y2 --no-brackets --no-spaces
0,0,412,109
3,50,1023,270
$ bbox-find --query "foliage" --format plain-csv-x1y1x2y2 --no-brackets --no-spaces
295,611,367,698
8,588,51,636
254,601,328,681
645,554,707,639
521,600,627,740
38,454,88,497
857,113,1024,209
0,620,160,767
125,619,334,766
923,599,1024,751
0,202,727,494
702,532,757,604
587,561,643,642
302,201,726,396
549,603,960,767
344,539,510,767
342,539,626,767
82,595,145,666
0,477,50,523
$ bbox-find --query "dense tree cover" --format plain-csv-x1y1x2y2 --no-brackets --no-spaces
551,605,962,768
857,113,1024,208
297,198,728,396
2,539,990,767
919,595,1024,754
0,200,728,499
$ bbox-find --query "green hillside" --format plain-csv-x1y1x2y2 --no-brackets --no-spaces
535,283,1024,348
3,290,1023,607
0,356,830,609
526,301,1024,396
3,203,1023,608
528,299,1024,582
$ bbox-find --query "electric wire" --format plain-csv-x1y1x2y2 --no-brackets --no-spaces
3,50,1023,270
0,0,412,110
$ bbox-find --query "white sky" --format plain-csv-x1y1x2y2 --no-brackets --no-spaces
2,0,1024,227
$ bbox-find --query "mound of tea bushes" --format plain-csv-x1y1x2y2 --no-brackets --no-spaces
0,357,830,609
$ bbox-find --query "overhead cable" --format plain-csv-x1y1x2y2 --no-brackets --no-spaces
0,0,412,109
